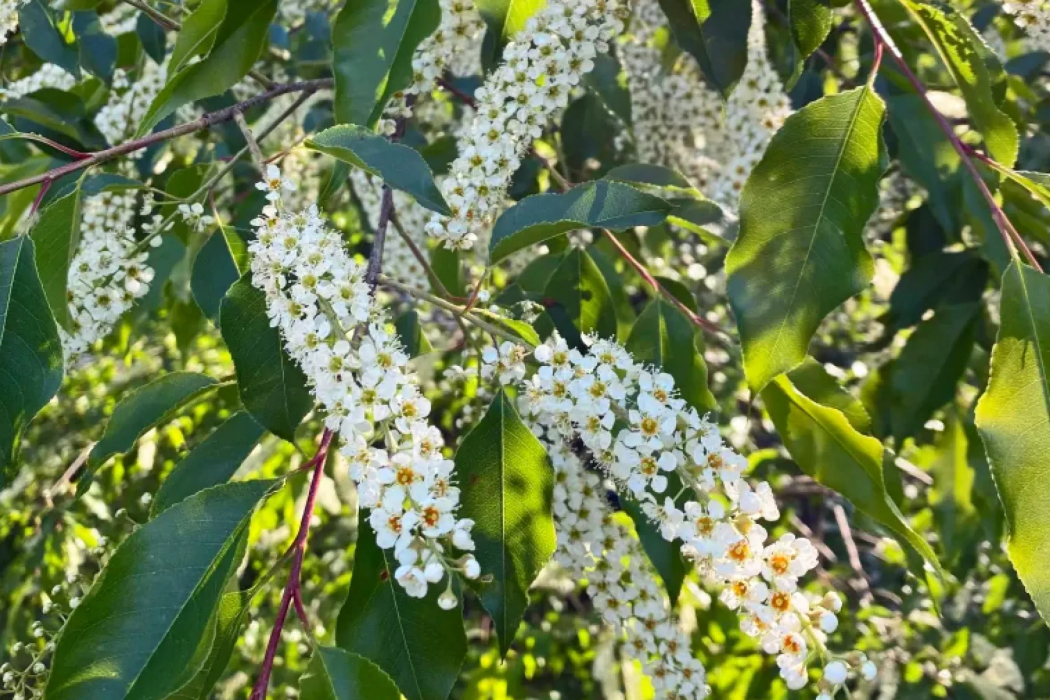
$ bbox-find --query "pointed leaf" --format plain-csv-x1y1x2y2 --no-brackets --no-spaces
336,522,466,700
332,0,440,127
167,588,253,700
726,86,888,391
136,0,278,135
474,0,546,40
220,276,313,442
169,0,227,74
541,249,617,342
0,238,64,480
655,0,751,97
152,412,265,516
394,310,433,358
306,125,450,215
300,647,401,700
191,226,247,320
18,0,79,78
789,0,833,60
626,299,715,413
975,262,1050,625
901,0,1019,165
489,181,671,264
763,366,943,580
30,190,82,331
43,480,275,700
457,390,555,655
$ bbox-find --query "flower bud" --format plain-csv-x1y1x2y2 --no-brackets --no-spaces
823,660,848,685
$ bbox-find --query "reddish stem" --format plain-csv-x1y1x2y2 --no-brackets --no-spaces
437,76,478,109
250,429,334,700
854,0,1042,272
29,178,52,216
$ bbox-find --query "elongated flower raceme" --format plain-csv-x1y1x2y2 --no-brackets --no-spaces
546,435,709,699
248,166,479,602
483,335,875,697
0,63,76,99
95,60,167,153
424,0,629,250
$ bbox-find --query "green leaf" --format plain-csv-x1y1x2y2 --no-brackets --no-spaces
18,0,80,78
457,390,555,655
136,12,167,63
43,480,274,700
889,303,979,443
152,412,265,516
605,163,699,196
626,299,716,413
136,0,278,135
884,250,988,332
88,372,219,470
489,181,671,264
655,0,751,97
300,647,402,700
975,262,1050,625
30,189,82,331
763,366,943,579
475,0,546,39
901,0,1019,166
921,414,979,564
306,125,450,215
726,86,888,392
331,0,440,127
168,0,227,74
74,11,117,83
220,276,313,443
789,0,833,60
541,249,617,343
167,589,253,700
394,310,433,357
191,226,247,320
336,521,466,700
0,238,64,481
786,358,872,434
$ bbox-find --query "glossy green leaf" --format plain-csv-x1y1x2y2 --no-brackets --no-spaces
975,262,1050,625
394,310,433,357
789,0,833,59
902,0,1018,166
541,249,617,343
336,521,466,700
0,238,64,480
884,250,988,332
300,647,401,700
152,412,265,516
922,415,979,564
457,390,555,655
30,189,82,331
787,358,872,434
74,11,116,83
889,303,979,443
626,299,716,413
726,86,887,392
655,0,751,97
191,226,247,320
167,588,253,700
43,480,273,700
306,125,450,215
475,0,546,39
331,0,440,127
136,0,278,135
18,0,79,78
489,181,671,264
136,12,167,63
169,0,227,74
89,372,219,469
220,276,313,443
605,163,699,196
763,366,943,579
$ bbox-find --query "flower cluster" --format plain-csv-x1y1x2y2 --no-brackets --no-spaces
620,0,790,213
0,0,27,47
1003,0,1050,49
94,60,167,152
424,0,629,250
62,186,156,361
380,0,485,134
0,64,76,100
484,335,871,696
547,435,709,699
248,166,478,601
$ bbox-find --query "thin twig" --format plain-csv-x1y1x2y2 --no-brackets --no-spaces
367,187,394,288
0,79,333,197
234,112,266,170
832,503,873,604
389,210,454,299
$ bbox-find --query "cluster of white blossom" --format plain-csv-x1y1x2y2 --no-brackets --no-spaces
350,170,431,291
248,166,478,602
62,186,156,361
0,0,27,47
380,0,486,134
547,435,709,698
94,60,167,152
278,0,333,26
99,1,139,36
0,64,76,99
424,0,629,250
483,335,872,696
621,0,790,213
1002,0,1050,49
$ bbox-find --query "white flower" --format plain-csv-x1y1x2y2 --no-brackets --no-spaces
824,660,849,685
861,659,878,681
